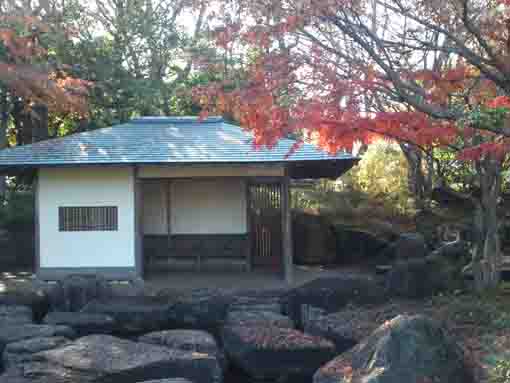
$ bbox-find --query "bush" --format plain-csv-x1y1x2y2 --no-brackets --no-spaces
490,359,510,383
0,191,34,232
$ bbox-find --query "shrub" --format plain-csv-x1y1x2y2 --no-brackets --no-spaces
0,191,34,231
490,359,510,383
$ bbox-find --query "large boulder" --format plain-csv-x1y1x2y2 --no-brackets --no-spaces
0,324,75,350
222,325,335,381
161,288,231,332
139,380,193,383
333,225,391,264
293,212,336,265
81,297,173,334
225,310,294,329
431,240,470,260
283,275,387,327
4,335,222,383
391,232,428,259
43,312,116,336
139,329,226,370
304,301,421,352
314,315,474,383
0,324,75,371
47,275,113,312
385,254,462,299
0,284,50,322
3,336,70,371
229,289,286,314
0,305,33,325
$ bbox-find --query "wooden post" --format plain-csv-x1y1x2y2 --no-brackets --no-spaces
245,179,252,272
34,171,40,276
281,171,293,284
134,167,143,279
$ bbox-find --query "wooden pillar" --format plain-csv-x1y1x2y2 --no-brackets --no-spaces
281,172,293,284
34,171,40,276
134,167,143,279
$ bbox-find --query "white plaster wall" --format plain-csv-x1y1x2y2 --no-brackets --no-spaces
170,179,247,234
38,167,135,268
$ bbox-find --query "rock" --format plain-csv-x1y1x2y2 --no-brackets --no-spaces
7,334,222,383
283,275,388,327
162,288,231,332
392,232,428,259
43,312,116,336
0,305,33,325
139,380,193,383
333,225,390,263
0,324,75,371
222,325,335,381
3,336,70,370
0,283,50,322
229,289,286,314
0,324,75,349
139,329,226,370
304,302,421,352
303,311,357,353
432,240,470,260
48,275,113,312
314,315,474,383
80,297,173,334
225,310,294,329
293,212,336,265
385,254,462,298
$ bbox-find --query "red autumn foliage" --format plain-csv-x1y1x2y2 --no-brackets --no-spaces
195,0,510,162
0,16,90,116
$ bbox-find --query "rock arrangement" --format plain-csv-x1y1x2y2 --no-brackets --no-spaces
0,274,475,383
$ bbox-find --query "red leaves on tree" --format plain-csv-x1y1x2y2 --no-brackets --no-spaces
0,17,91,116
195,0,510,163
486,96,510,109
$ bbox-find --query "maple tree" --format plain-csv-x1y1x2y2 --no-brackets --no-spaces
0,6,91,197
194,0,510,289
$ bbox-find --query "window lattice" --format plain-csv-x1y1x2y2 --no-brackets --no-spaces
59,206,118,232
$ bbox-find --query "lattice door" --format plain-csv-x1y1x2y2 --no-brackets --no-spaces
248,182,282,269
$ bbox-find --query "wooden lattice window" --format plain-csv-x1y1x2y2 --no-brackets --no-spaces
59,206,118,232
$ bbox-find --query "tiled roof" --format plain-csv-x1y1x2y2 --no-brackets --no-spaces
0,117,355,166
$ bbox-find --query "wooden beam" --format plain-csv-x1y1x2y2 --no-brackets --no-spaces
281,170,293,284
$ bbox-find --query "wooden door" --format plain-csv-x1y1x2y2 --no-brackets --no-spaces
248,182,282,270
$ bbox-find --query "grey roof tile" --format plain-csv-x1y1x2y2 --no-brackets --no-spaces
0,117,355,166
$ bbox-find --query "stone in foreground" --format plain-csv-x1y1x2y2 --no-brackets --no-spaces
7,334,221,383
139,329,226,370
43,311,116,336
0,305,33,325
225,310,294,329
81,297,173,334
0,324,75,349
283,276,387,326
314,315,474,383
222,325,335,381
139,380,193,383
3,336,70,370
163,288,231,331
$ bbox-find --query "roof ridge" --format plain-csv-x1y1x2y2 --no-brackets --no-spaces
130,116,224,124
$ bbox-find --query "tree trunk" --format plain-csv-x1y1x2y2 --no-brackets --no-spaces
400,143,428,210
472,157,502,291
0,88,8,201
32,104,48,142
